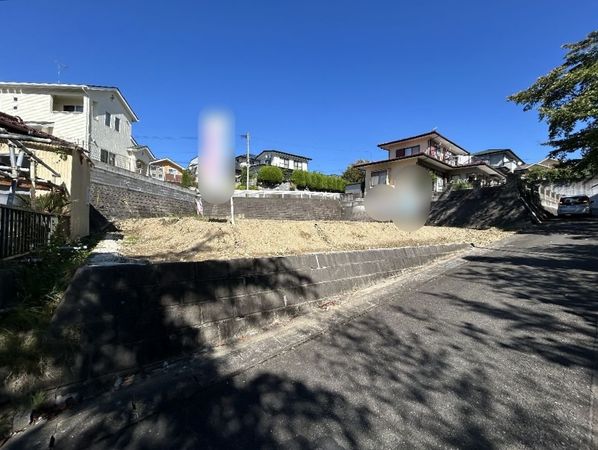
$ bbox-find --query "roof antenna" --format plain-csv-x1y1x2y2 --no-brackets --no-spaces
432,126,438,131
54,60,68,83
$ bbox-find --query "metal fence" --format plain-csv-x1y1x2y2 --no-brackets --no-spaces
0,205,59,259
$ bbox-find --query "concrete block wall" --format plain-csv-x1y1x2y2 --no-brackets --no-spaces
90,161,196,220
90,162,345,221
52,243,469,381
205,197,343,220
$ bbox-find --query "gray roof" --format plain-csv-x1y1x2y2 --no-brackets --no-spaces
474,148,525,164
256,150,311,161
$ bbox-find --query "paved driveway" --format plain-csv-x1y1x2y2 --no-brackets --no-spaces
9,219,598,449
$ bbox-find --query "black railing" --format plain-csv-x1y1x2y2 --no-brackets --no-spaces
0,205,58,259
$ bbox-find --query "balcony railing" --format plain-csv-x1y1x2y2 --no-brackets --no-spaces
416,147,484,167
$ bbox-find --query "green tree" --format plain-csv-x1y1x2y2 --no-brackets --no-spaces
240,166,256,185
181,169,196,188
291,169,308,189
342,160,369,183
334,176,347,192
508,30,598,174
257,165,284,187
309,172,325,190
524,165,582,184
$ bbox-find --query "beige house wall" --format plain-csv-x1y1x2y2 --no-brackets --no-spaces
0,142,91,239
379,136,430,157
34,147,91,239
364,158,418,192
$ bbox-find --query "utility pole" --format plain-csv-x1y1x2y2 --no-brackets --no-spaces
241,132,251,193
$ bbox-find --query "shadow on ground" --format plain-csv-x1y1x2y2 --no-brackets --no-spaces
5,219,598,449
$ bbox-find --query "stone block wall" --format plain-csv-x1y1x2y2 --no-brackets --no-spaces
90,162,196,220
90,162,346,221
52,243,469,382
204,197,343,221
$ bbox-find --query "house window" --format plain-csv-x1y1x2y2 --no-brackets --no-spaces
294,161,301,170
100,149,116,166
114,117,120,132
168,168,177,174
136,160,147,175
105,112,111,127
396,145,420,158
370,170,387,186
63,105,83,112
284,159,290,168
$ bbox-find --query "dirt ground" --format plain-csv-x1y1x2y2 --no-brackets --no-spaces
118,217,510,262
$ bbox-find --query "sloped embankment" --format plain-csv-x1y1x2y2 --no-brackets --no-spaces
427,182,532,230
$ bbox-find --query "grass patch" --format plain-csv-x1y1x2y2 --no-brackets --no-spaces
0,235,99,439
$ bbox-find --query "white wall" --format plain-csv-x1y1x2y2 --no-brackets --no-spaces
88,90,135,166
0,87,136,171
542,176,598,214
0,89,87,147
259,154,308,171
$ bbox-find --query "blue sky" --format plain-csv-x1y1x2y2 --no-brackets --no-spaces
1,0,597,173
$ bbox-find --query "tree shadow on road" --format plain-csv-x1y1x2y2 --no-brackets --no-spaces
5,220,597,449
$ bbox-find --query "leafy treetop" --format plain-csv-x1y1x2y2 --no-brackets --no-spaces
342,160,369,183
509,30,598,175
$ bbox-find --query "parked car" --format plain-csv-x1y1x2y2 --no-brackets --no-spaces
557,195,593,217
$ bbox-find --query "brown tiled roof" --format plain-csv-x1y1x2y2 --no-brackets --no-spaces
0,112,72,146
0,112,87,151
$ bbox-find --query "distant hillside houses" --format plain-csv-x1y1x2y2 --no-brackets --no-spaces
189,150,312,177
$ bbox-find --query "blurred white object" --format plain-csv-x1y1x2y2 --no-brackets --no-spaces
198,111,235,205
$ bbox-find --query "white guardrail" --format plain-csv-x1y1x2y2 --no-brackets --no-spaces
233,190,342,200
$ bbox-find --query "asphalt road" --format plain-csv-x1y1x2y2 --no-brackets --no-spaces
12,219,598,449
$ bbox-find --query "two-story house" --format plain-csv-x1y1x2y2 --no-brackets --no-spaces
473,149,525,173
356,131,505,194
255,150,310,171
0,82,153,173
149,158,185,184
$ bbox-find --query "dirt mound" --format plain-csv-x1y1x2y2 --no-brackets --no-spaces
118,218,509,262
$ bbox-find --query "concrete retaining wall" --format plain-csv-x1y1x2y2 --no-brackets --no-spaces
90,162,346,221
427,179,531,229
90,162,197,220
205,197,343,221
539,176,598,215
52,243,469,381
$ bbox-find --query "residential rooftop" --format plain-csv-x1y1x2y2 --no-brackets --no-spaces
474,148,525,164
378,130,469,155
256,149,312,161
0,82,139,122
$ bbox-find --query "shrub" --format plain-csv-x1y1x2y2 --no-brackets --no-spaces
181,170,196,189
291,170,308,189
257,166,284,187
451,179,473,190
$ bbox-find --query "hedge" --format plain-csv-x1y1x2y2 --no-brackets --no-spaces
291,170,345,193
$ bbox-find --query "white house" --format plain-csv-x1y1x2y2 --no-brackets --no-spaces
255,150,310,171
473,149,525,173
0,82,153,173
